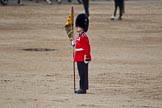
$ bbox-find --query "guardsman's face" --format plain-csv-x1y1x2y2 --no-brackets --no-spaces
76,26,84,33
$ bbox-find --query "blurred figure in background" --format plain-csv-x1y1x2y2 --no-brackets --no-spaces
82,0,89,17
57,0,81,4
18,0,23,5
111,0,125,20
35,0,52,4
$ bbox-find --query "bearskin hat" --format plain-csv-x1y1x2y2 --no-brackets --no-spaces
75,13,89,32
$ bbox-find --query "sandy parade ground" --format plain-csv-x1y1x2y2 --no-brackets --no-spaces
0,0,162,108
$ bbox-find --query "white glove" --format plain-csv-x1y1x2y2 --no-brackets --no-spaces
84,60,89,64
71,40,75,46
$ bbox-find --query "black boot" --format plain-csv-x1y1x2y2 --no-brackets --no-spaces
75,89,86,94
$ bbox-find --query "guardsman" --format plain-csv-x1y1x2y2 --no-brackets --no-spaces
111,0,125,20
72,13,91,94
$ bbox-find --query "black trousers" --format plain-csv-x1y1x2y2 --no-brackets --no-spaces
77,62,89,91
114,0,124,17
82,0,89,17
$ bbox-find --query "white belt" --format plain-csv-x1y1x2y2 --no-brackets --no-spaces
75,48,84,51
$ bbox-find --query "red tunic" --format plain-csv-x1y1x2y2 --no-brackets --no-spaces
74,32,91,62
